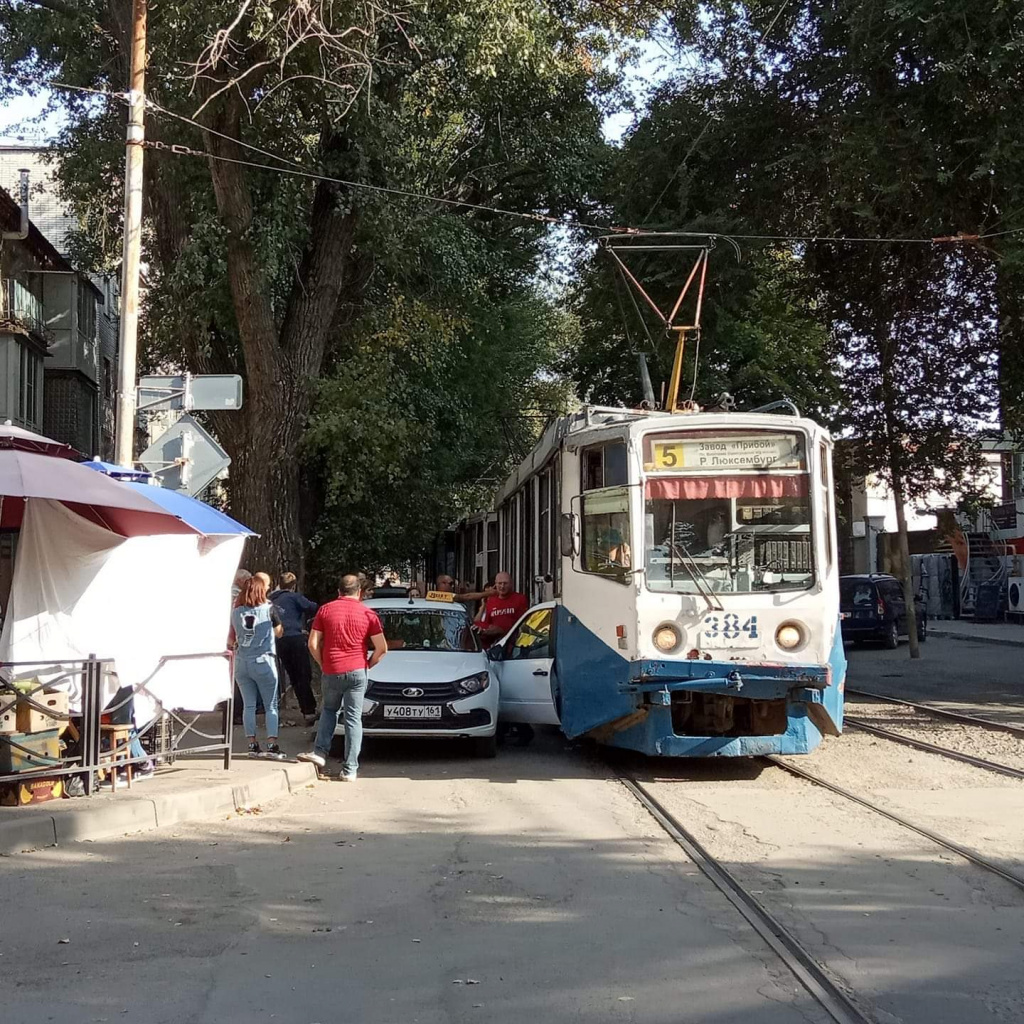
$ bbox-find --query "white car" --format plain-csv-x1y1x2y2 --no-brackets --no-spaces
486,602,561,726
336,598,499,758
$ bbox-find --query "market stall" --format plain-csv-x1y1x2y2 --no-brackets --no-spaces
0,422,254,800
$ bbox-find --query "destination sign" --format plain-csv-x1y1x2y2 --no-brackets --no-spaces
648,434,804,473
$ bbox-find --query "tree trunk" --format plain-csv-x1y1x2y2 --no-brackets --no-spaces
199,95,359,581
889,460,921,659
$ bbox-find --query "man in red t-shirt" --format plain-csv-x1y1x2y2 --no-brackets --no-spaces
476,572,528,642
298,574,387,780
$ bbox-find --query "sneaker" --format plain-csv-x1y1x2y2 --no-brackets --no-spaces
248,741,263,759
265,744,288,761
133,761,156,781
341,772,357,782
296,750,326,768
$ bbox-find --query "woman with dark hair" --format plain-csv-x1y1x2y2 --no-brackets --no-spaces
230,575,286,759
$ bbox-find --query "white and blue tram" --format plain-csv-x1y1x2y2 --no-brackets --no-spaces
453,404,846,757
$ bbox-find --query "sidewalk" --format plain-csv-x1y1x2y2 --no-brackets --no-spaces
0,754,318,856
928,618,1024,648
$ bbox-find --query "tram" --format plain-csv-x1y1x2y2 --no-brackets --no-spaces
449,403,846,757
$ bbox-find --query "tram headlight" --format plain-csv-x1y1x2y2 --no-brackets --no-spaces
653,623,683,654
775,622,805,651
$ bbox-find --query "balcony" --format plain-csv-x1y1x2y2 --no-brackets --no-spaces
0,277,45,339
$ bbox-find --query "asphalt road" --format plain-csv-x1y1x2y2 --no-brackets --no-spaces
0,736,829,1024
845,636,1024,725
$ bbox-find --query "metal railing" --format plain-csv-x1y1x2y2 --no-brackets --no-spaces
0,652,234,797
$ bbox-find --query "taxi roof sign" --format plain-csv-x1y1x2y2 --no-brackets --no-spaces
425,590,455,603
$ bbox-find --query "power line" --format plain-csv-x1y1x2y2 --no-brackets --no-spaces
140,137,621,233
11,73,1023,248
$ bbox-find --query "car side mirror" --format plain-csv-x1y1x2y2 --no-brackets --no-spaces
486,644,502,662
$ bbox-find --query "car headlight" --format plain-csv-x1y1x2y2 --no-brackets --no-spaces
775,622,805,651
457,672,490,695
653,623,683,654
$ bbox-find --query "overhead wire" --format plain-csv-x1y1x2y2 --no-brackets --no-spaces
8,72,1023,248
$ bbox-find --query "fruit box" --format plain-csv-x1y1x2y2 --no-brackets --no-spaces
0,776,63,806
16,689,70,735
0,729,61,774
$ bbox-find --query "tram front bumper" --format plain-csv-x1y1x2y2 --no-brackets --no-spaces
589,658,841,757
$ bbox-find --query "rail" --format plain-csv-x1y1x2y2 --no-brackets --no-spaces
0,652,234,797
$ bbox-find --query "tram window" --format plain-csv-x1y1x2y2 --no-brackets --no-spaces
504,609,552,661
582,485,632,583
583,441,627,491
644,483,814,594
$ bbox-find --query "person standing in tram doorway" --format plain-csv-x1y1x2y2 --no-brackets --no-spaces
270,572,319,726
298,574,388,781
230,574,286,760
475,571,528,642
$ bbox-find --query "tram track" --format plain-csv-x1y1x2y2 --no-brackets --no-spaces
620,774,874,1024
846,688,1024,738
762,756,1024,894
843,717,1024,780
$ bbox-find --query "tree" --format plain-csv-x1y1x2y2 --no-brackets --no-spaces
569,0,1018,655
0,0,645,575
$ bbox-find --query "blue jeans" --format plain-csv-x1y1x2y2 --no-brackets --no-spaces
235,655,280,738
314,669,367,775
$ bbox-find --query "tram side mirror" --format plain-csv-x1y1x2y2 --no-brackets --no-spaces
560,512,580,558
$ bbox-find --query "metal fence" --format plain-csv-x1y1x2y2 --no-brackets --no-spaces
0,652,233,798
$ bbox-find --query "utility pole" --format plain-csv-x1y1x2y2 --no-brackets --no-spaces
113,0,147,468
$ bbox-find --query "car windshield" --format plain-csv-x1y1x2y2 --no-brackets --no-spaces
376,609,479,652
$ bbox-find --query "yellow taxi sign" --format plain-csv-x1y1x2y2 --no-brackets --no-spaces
425,590,455,603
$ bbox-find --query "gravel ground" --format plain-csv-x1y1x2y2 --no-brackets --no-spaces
846,697,1024,775
636,740,1024,1024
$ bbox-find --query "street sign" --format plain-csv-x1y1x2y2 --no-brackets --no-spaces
137,373,243,412
137,413,230,496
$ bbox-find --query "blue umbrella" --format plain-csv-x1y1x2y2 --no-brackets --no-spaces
80,459,154,482
121,482,255,536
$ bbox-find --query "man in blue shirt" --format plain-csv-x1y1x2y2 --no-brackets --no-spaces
270,572,319,725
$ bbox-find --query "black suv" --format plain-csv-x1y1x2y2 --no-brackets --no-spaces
840,574,928,648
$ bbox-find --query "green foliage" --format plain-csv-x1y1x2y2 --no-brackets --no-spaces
0,0,650,571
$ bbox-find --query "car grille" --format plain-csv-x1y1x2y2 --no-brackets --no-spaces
368,680,461,701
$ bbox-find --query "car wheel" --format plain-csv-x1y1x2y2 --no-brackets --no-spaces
884,621,899,649
472,734,498,759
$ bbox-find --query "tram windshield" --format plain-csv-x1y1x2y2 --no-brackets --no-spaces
642,430,815,594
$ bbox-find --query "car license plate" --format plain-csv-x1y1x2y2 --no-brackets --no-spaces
383,705,442,719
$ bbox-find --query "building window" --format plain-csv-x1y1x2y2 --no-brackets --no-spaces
18,342,42,426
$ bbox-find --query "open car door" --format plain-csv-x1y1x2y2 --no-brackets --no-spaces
490,604,560,725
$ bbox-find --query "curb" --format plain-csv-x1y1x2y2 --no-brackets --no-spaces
927,628,1024,649
0,761,318,855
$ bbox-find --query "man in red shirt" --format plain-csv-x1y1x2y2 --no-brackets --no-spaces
298,574,387,780
476,571,528,642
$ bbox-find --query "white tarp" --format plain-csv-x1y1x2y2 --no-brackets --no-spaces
0,498,243,721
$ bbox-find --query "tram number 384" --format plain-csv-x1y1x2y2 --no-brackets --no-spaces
701,614,759,647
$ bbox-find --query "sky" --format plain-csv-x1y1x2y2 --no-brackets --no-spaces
0,89,67,144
